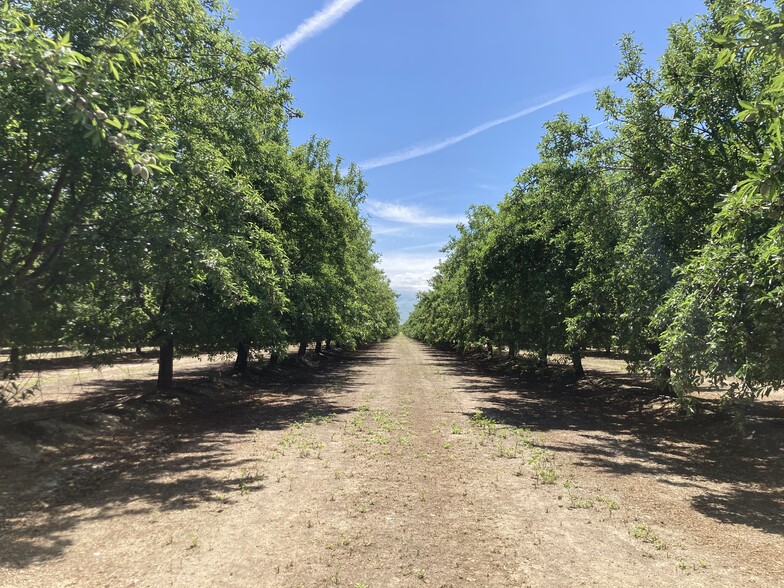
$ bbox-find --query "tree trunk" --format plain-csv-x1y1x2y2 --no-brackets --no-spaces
487,342,493,357
570,344,584,378
157,336,174,390
135,343,143,355
655,365,676,396
508,344,517,359
9,346,21,373
298,341,307,358
647,341,675,396
538,349,548,367
326,340,332,351
234,340,249,374
315,340,323,354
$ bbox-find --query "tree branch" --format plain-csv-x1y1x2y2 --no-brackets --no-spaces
15,164,70,282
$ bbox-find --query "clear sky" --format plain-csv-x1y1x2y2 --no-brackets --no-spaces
228,0,707,320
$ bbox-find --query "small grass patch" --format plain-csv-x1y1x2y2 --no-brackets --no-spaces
536,466,558,484
631,523,667,550
568,492,593,509
470,410,498,434
596,496,620,511
366,432,389,444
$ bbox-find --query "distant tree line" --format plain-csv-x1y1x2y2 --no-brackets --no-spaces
404,0,784,405
0,0,399,391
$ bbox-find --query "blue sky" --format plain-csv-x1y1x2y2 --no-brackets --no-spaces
229,0,707,320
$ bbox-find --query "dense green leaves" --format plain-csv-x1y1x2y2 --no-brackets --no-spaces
657,0,784,400
1,0,398,389
406,0,784,405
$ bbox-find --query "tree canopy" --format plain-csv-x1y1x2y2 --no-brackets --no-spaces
1,0,398,392
404,0,784,405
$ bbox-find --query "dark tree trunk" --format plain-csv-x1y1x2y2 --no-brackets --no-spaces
326,340,332,351
538,349,548,367
570,344,584,378
234,340,249,374
157,336,174,390
487,342,493,357
9,346,21,372
508,344,517,359
655,365,675,396
298,341,307,358
136,343,143,356
647,341,675,396
315,340,323,354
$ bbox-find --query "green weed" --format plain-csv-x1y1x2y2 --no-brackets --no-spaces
470,410,497,434
631,523,666,550
568,492,593,509
537,467,558,484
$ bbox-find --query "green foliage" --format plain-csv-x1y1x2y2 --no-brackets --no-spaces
405,0,783,407
0,0,398,387
657,0,784,399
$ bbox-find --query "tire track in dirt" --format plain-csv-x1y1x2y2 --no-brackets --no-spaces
1,335,779,587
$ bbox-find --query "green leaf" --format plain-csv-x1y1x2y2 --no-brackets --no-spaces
715,48,732,68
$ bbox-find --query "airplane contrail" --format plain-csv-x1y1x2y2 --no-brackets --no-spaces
357,81,606,170
275,0,364,53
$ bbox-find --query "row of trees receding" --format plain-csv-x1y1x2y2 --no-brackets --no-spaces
404,0,784,405
1,0,399,393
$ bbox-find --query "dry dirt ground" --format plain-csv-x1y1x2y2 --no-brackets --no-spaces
0,335,782,587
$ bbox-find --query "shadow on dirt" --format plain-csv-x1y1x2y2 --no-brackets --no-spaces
10,350,157,373
0,346,389,569
421,345,784,538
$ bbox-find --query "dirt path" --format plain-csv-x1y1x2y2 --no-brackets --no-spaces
1,336,781,587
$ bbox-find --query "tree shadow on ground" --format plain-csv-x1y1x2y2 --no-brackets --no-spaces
420,345,784,537
0,346,388,569
9,350,156,373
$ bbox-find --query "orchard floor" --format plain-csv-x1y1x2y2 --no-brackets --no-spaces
0,335,782,587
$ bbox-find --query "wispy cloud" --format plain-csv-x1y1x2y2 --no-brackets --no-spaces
369,225,408,236
274,0,364,53
476,183,506,193
377,253,442,292
397,241,447,252
357,81,606,170
366,200,464,227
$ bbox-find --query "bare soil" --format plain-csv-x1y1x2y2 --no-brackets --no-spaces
0,335,782,587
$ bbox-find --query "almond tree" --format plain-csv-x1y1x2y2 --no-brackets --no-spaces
658,0,784,402
1,0,171,369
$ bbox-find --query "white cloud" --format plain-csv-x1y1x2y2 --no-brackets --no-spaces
476,183,506,193
274,0,364,53
366,199,463,227
369,224,408,236
377,253,442,292
357,81,606,170
398,241,447,252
